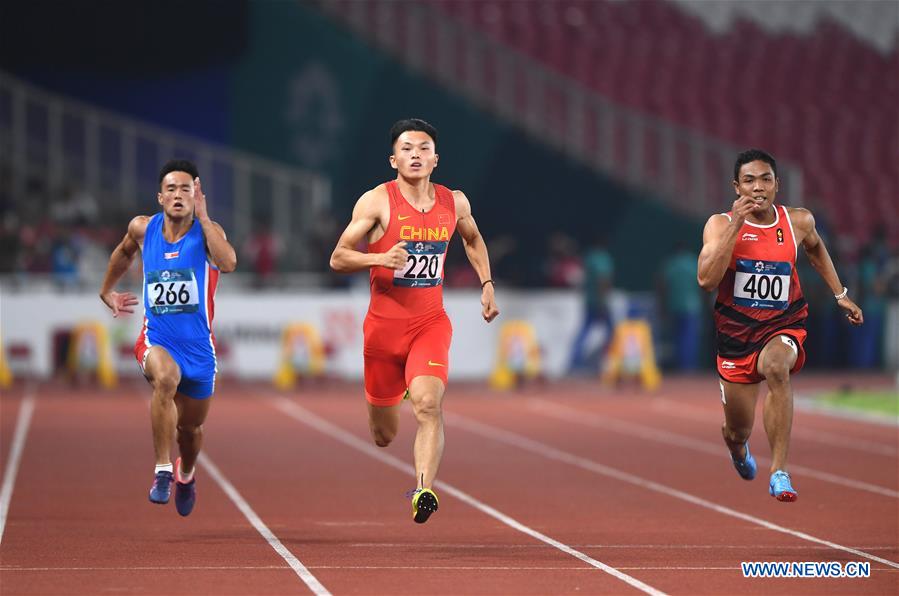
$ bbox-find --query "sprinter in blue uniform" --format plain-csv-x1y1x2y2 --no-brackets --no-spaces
100,160,237,516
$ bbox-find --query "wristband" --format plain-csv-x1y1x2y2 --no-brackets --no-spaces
481,279,494,289
834,287,848,300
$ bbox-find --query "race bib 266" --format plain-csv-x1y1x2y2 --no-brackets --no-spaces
146,268,200,315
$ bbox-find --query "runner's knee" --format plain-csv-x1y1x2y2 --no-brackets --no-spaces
410,391,442,421
761,356,791,385
152,372,180,397
177,423,202,438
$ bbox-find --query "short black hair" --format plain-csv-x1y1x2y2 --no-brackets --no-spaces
158,159,199,187
734,149,777,181
389,118,438,151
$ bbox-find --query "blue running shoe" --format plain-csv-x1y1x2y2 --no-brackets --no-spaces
730,442,757,480
174,479,196,516
174,458,196,517
769,470,798,502
149,470,173,504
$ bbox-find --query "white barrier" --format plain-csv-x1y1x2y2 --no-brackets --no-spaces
0,288,619,380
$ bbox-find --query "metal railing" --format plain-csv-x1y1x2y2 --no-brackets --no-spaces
317,0,803,215
0,70,331,272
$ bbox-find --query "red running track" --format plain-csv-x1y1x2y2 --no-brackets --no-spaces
1,376,896,595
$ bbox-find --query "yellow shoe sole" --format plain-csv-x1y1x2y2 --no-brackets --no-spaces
411,488,439,524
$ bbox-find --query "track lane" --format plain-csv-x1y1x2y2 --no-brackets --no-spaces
0,386,320,595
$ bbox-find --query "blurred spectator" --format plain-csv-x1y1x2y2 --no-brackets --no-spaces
486,234,519,286
0,211,19,272
796,256,835,369
51,184,99,226
848,242,886,368
883,247,899,371
74,226,114,286
544,232,583,288
445,240,480,287
867,225,891,266
51,228,79,288
568,236,613,374
659,242,701,371
242,223,283,287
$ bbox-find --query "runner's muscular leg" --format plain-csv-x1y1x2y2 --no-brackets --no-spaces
174,392,211,475
720,379,761,460
757,335,798,473
408,375,445,489
368,402,401,447
143,347,181,465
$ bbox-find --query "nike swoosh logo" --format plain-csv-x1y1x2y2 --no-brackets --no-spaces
398,215,412,221
427,360,445,367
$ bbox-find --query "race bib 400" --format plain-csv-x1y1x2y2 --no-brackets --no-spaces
394,241,447,288
146,268,200,315
733,259,791,310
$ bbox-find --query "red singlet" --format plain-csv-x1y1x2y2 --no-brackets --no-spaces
714,204,808,383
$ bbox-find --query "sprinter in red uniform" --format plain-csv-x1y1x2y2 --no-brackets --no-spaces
697,149,862,502
330,119,499,523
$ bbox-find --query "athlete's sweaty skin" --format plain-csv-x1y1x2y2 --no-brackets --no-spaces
100,165,236,490
697,154,861,495
330,123,498,500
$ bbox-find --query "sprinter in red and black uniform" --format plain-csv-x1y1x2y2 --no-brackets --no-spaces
330,118,499,523
698,149,862,502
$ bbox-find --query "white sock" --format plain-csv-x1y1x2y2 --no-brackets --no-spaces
178,461,195,483
155,463,173,475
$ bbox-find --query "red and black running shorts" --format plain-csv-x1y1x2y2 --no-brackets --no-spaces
363,310,452,407
717,329,807,384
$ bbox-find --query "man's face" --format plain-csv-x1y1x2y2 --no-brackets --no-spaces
158,171,195,219
389,131,438,180
733,160,778,215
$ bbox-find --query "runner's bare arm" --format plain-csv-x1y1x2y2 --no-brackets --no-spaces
192,178,237,272
200,220,237,273
330,189,407,272
99,216,147,317
454,190,499,322
790,208,863,325
697,214,740,291
698,195,765,291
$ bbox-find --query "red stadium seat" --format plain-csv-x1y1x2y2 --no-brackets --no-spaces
419,0,897,244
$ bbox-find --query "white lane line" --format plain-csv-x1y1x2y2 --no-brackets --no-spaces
650,398,898,456
447,413,899,571
0,565,774,572
0,387,36,546
273,397,667,596
341,543,898,551
198,453,331,596
529,399,899,498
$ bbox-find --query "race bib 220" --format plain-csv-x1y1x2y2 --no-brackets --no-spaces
393,241,447,288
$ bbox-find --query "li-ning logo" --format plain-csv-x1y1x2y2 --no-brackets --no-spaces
164,251,180,260
742,233,759,242
721,361,736,370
